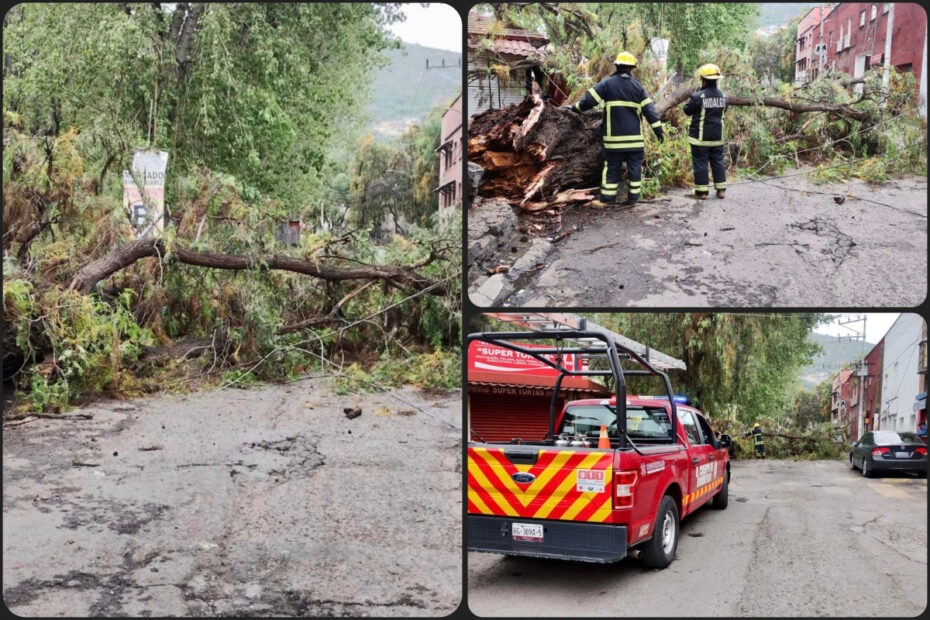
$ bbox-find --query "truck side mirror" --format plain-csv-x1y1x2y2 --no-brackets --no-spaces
719,434,732,448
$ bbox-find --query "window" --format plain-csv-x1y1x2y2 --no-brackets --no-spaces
560,405,673,441
829,30,834,49
871,4,877,20
845,18,852,48
837,25,843,52
860,11,866,27
883,3,889,14
678,409,703,445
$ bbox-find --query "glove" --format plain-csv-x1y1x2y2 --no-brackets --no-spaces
654,127,665,143
562,104,579,113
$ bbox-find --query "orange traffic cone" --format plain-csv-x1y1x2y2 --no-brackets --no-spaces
598,424,610,449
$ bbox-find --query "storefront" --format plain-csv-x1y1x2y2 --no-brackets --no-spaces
467,340,609,443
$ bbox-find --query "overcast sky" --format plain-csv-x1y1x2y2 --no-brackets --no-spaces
386,3,462,53
813,313,902,344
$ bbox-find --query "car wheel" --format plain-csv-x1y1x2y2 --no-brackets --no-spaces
850,454,857,470
862,459,873,478
712,469,729,509
640,495,679,569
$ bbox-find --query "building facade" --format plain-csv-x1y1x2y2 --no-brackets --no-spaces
467,340,608,442
879,313,926,432
820,4,926,96
795,5,832,84
467,12,551,115
436,95,462,210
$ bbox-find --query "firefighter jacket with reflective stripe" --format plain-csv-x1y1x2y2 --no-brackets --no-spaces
575,72,662,151
752,427,764,445
683,86,728,146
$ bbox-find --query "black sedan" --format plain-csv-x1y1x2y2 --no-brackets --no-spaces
850,431,927,478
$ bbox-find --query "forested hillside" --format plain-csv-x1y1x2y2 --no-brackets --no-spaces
2,4,460,414
799,332,875,388
757,3,812,29
368,43,461,139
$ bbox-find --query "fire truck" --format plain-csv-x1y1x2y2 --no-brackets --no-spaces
467,316,732,568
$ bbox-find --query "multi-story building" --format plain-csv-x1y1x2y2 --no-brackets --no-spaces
915,320,927,432
436,95,463,210
826,4,925,93
795,5,832,84
878,313,926,432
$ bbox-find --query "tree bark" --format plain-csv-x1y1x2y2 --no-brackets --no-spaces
726,96,870,122
469,89,871,208
68,237,445,295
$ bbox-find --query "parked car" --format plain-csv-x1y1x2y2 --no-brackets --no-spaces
850,431,927,478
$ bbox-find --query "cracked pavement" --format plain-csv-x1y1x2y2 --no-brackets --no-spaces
467,459,926,617
3,379,462,616
475,173,927,307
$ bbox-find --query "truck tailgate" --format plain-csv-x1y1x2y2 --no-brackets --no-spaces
468,446,614,523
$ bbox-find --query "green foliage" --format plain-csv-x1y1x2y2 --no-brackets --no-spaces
3,3,401,210
14,288,154,412
594,313,826,424
335,349,461,394
2,4,460,414
349,99,449,232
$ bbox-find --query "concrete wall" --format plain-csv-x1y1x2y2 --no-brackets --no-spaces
879,313,926,432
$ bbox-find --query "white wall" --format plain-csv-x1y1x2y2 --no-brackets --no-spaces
879,313,926,432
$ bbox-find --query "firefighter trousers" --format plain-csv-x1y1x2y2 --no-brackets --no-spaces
690,144,726,194
601,149,643,203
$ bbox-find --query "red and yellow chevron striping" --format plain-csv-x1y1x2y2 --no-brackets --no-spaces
682,476,725,508
468,447,614,523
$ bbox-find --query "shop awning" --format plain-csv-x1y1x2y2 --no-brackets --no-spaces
914,391,927,411
468,370,608,394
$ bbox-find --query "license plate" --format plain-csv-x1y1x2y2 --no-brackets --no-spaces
895,451,910,458
512,523,544,542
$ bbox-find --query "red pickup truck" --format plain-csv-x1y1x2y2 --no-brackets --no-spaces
467,328,732,568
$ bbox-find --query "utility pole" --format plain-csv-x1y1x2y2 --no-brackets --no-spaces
839,315,868,439
819,3,825,78
882,3,894,93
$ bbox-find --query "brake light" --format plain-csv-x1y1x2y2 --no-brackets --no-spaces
615,471,638,508
915,447,927,456
871,447,890,456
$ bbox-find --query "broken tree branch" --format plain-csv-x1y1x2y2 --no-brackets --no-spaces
68,237,447,296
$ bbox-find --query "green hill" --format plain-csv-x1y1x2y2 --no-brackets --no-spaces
367,43,461,140
798,332,876,389
757,3,814,29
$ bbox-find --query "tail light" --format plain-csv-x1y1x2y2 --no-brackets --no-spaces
915,447,927,456
615,471,638,508
871,447,890,456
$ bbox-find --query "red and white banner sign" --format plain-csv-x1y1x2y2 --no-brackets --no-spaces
468,341,588,377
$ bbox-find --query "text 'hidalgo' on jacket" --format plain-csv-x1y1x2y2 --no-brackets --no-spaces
683,86,728,146
575,72,662,151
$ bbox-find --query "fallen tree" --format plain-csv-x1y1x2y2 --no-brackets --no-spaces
468,88,873,209
69,237,446,296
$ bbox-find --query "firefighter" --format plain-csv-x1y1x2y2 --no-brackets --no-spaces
683,63,728,199
744,423,765,458
565,52,664,208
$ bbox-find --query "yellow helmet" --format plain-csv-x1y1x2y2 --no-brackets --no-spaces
614,51,637,67
753,422,760,428
699,63,723,80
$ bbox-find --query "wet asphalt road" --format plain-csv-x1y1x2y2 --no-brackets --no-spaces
490,174,927,307
3,379,462,616
467,459,927,617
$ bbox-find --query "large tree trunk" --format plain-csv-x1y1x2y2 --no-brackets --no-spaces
69,237,445,295
468,88,870,209
467,89,694,209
